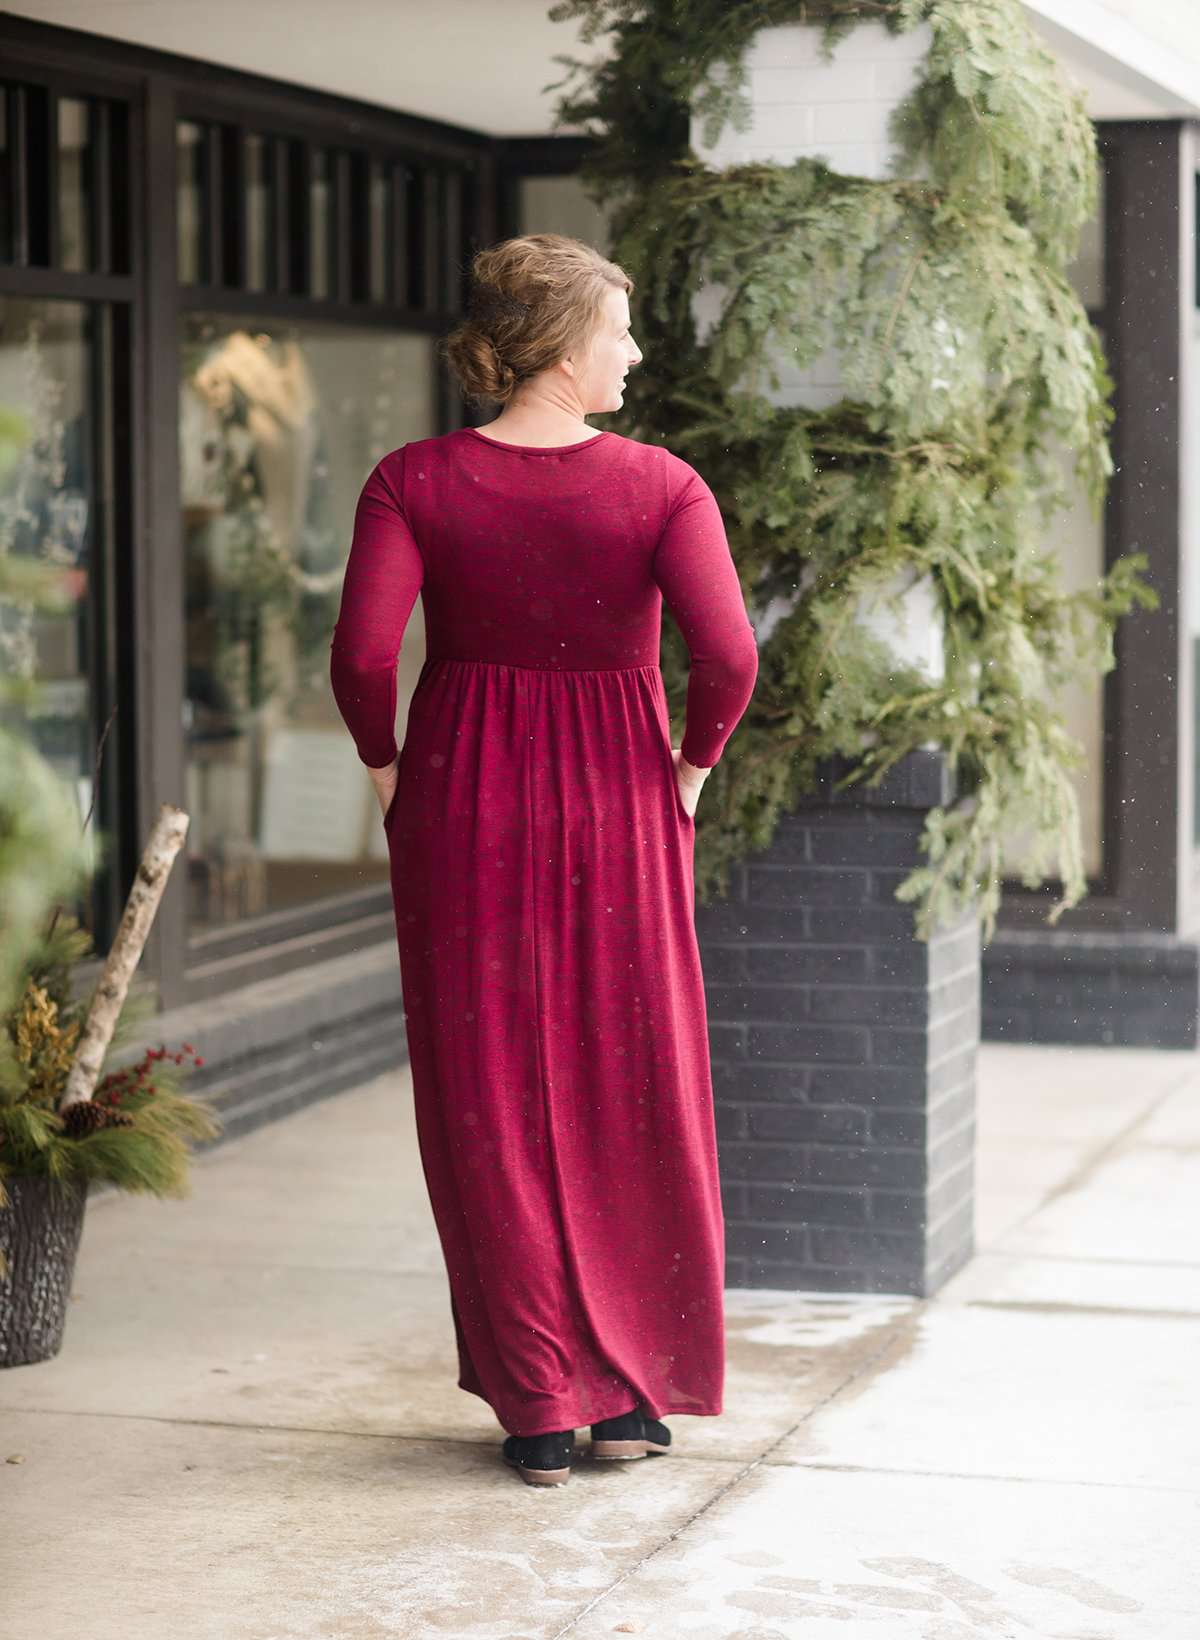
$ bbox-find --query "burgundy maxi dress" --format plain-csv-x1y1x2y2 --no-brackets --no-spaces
329,425,759,1438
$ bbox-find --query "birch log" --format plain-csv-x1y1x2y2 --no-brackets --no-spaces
58,803,190,1111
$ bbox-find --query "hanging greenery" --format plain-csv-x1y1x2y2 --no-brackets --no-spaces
546,0,1156,938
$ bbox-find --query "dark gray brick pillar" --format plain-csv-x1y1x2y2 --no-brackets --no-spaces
697,750,979,1296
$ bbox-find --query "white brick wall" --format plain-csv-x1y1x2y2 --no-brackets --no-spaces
698,21,932,180
692,20,933,404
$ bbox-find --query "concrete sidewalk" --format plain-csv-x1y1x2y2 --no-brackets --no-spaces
2,1042,1198,1639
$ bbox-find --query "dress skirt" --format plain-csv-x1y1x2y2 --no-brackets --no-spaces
384,653,724,1438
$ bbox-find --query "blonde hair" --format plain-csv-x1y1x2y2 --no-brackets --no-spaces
441,233,633,408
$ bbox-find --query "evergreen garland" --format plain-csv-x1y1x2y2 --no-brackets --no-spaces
0,912,221,1232
546,0,1156,937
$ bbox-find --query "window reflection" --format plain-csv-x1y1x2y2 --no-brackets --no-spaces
0,297,99,891
179,314,434,932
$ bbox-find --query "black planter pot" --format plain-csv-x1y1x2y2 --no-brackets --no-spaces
696,750,980,1297
0,1173,89,1366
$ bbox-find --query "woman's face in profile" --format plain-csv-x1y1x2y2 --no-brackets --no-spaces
575,287,643,414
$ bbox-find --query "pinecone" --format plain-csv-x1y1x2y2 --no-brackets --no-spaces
60,1101,135,1139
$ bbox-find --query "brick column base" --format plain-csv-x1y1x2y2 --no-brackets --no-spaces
698,750,979,1296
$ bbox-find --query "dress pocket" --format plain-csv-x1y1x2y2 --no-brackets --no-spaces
381,750,406,831
659,735,696,829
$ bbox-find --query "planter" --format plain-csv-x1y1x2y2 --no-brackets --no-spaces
0,1173,89,1366
696,750,980,1297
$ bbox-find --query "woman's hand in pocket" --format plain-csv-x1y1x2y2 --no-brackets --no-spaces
672,748,709,819
366,756,400,822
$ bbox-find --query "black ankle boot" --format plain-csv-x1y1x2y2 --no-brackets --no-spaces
501,1427,575,1486
589,1407,672,1460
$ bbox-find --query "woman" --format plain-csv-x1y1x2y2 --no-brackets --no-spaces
329,233,758,1488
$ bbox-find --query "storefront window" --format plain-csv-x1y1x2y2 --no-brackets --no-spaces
179,314,434,933
0,297,99,882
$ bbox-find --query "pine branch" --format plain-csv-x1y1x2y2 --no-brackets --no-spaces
549,0,1152,937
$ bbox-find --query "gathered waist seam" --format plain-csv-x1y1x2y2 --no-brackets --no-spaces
425,656,661,674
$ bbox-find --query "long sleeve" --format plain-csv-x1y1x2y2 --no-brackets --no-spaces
329,448,424,767
652,460,759,768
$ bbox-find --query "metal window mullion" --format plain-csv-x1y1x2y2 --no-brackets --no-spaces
107,297,138,939
442,167,462,312
108,99,131,277
390,161,408,308
458,164,478,309
422,166,440,315
135,77,189,1001
220,124,245,289
10,83,29,265
44,86,61,268
203,123,222,286
283,138,305,296
93,97,112,274
0,88,7,264
348,149,370,303
298,142,314,298
22,82,52,266
385,158,396,305
90,299,120,942
265,134,284,292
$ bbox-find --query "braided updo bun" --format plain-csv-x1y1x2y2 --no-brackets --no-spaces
441,233,633,408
